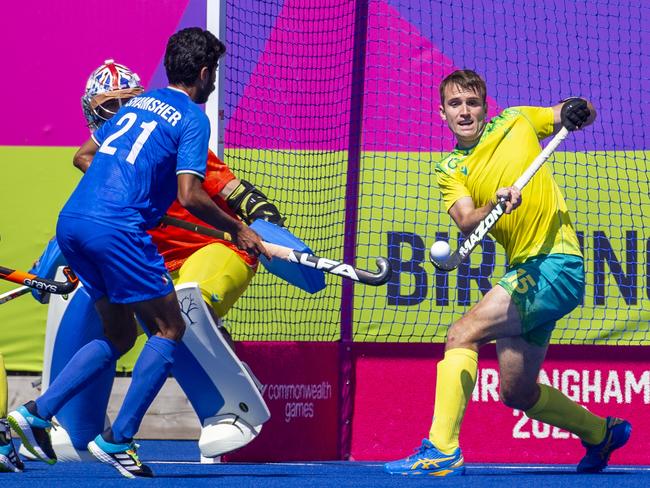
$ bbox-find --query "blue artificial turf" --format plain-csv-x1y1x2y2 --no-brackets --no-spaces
3,441,649,488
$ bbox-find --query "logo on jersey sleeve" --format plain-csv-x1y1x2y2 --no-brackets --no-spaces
435,153,469,177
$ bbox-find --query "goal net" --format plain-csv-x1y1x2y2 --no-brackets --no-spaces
222,0,649,345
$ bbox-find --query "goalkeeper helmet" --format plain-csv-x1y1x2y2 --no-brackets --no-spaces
82,59,144,131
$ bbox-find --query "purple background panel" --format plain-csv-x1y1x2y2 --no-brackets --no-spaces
1,0,190,146
148,0,207,91
362,0,500,152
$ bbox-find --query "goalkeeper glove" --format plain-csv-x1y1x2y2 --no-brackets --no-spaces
226,180,285,226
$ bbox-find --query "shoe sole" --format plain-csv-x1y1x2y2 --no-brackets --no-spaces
7,412,55,465
385,465,466,477
88,441,136,479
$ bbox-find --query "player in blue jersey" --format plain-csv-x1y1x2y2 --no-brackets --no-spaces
9,28,269,479
18,59,277,464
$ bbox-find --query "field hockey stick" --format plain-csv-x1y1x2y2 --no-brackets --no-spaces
0,265,79,295
159,216,392,286
0,285,31,305
431,126,570,271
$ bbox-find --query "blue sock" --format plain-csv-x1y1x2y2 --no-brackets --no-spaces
110,336,177,443
35,338,120,420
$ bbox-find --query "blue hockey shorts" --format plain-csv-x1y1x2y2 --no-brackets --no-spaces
56,216,174,304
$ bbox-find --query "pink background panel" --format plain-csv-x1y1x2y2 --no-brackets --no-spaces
1,0,189,146
225,342,340,462
351,344,649,464
363,0,499,152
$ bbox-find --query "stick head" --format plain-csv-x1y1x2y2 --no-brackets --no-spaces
430,251,461,272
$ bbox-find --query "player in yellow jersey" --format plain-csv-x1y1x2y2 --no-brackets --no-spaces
0,354,23,472
385,70,631,476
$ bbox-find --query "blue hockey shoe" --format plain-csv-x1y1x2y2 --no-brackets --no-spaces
577,417,631,473
7,402,56,465
88,434,153,478
384,438,465,476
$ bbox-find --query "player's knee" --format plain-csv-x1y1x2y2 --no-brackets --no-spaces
499,387,536,411
102,325,137,354
445,321,476,349
107,332,137,355
161,320,186,342
173,321,186,341
499,389,518,409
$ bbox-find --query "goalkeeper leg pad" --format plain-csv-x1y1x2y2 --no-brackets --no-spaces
173,283,270,457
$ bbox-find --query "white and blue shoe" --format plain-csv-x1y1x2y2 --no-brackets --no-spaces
88,434,153,478
384,439,465,476
8,402,56,465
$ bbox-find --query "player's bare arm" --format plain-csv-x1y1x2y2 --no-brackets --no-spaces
220,178,239,198
448,187,522,234
72,138,99,173
177,173,270,259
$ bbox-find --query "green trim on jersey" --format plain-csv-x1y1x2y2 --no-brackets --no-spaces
435,106,582,265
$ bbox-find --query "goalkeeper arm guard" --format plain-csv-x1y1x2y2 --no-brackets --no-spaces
226,180,285,226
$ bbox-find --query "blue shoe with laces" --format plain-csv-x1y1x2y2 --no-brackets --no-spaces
384,439,465,476
577,417,631,473
88,433,153,478
7,402,56,465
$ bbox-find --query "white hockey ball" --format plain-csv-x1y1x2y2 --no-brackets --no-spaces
430,240,451,262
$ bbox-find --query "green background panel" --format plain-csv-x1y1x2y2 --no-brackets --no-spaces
0,146,77,371
0,146,146,371
354,151,649,344
1,147,648,370
222,149,347,341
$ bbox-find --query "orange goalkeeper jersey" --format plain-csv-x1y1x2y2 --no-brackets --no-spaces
148,149,258,271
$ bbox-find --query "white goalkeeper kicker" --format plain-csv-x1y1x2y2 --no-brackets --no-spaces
37,269,269,461
430,126,570,271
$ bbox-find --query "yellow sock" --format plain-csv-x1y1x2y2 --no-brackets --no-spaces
525,383,606,445
0,353,7,418
428,348,478,454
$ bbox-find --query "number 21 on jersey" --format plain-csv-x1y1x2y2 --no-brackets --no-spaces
98,113,158,165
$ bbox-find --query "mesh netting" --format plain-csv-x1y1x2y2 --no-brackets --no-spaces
222,0,649,345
